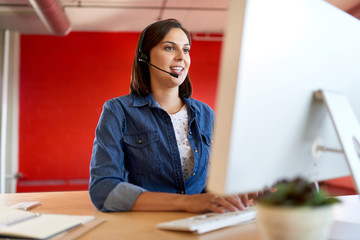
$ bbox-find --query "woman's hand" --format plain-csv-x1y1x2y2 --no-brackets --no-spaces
181,192,260,213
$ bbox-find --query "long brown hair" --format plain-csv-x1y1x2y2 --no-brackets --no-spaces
130,19,192,97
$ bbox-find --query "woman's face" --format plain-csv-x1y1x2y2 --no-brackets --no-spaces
148,27,191,91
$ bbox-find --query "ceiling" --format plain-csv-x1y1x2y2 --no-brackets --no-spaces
0,0,359,35
0,0,228,34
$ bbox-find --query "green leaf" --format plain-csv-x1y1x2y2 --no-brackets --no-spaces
256,177,341,207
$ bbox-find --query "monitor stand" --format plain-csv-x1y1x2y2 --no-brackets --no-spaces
314,89,360,194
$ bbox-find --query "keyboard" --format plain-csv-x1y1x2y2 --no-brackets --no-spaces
155,207,257,234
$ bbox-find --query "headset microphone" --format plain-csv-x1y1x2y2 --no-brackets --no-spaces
138,58,179,78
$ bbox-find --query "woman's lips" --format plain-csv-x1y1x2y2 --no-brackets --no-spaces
170,66,184,75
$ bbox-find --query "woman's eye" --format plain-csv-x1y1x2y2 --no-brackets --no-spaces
183,48,190,54
165,46,174,51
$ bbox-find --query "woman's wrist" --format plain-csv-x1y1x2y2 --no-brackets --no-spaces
172,193,188,211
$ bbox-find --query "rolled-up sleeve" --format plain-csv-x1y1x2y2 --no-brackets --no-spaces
89,101,147,212
104,182,146,211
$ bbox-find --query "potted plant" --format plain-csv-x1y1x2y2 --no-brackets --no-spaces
255,177,340,240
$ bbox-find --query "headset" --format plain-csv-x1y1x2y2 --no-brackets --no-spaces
137,22,179,78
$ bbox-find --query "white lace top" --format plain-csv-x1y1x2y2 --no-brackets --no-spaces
169,105,194,180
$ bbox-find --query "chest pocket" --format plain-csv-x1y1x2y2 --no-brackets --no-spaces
201,133,213,165
123,131,159,148
201,133,212,147
123,131,160,175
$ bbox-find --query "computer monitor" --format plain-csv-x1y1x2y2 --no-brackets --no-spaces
207,0,360,195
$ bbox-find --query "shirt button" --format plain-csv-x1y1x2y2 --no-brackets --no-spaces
192,173,196,176
189,131,192,135
180,191,185,194
138,139,142,144
194,149,198,153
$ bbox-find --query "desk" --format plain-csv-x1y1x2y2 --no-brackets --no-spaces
0,191,359,240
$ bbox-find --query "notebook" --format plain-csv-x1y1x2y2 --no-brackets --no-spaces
0,206,94,239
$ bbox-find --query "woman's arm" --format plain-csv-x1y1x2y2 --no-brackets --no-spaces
131,191,257,213
89,100,140,211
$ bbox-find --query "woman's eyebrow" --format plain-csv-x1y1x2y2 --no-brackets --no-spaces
162,41,190,47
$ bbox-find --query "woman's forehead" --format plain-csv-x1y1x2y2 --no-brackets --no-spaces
161,28,190,45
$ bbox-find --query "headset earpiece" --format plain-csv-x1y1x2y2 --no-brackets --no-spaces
138,24,152,63
139,52,148,62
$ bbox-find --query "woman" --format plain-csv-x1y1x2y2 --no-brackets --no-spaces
89,19,255,212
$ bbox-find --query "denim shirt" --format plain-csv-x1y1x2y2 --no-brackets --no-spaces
89,94,214,211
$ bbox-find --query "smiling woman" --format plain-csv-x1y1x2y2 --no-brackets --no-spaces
88,19,258,213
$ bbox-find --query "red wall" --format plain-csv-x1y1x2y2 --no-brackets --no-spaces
18,32,222,192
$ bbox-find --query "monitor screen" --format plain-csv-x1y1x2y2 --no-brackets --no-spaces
207,0,360,195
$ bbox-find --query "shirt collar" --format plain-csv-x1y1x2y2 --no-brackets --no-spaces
183,97,200,115
131,93,200,115
132,94,159,108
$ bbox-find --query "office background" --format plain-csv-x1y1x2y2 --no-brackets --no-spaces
0,0,359,194
18,31,221,192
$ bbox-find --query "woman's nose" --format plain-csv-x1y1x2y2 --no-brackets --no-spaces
175,50,185,60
